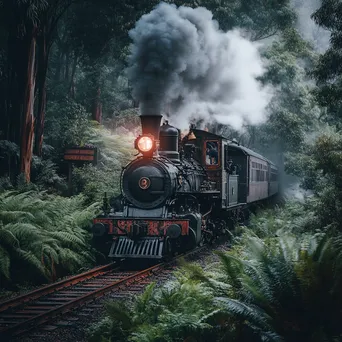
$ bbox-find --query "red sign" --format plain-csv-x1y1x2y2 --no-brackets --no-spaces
64,155,94,161
64,147,97,164
65,149,95,155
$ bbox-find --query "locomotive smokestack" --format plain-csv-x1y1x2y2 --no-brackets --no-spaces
140,115,162,140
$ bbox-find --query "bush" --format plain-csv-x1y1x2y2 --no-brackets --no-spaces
0,191,100,287
45,98,92,152
87,280,220,342
88,205,342,342
205,230,342,341
71,125,136,202
248,200,319,238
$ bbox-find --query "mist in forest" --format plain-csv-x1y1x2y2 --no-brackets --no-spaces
291,0,330,52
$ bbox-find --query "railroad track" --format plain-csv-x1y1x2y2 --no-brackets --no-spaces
0,248,205,340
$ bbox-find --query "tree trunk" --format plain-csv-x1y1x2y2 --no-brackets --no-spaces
54,30,68,81
4,26,26,181
65,49,70,81
6,28,22,146
92,87,102,123
69,53,78,98
34,29,48,156
54,49,63,81
20,29,37,182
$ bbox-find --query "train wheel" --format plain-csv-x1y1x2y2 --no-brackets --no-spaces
202,230,214,245
182,228,197,251
213,219,227,236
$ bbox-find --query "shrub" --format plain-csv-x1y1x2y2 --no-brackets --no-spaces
87,280,222,342
44,98,92,152
88,208,342,342
0,191,100,287
72,125,136,202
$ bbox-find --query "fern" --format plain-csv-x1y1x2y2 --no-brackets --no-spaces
0,245,10,279
0,190,100,286
87,201,342,342
72,125,136,202
211,230,342,341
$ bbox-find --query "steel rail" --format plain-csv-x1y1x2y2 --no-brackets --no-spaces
0,247,206,339
0,263,116,313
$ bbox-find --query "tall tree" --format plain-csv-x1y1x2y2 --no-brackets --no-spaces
312,0,342,126
0,0,72,181
54,0,159,123
34,0,73,157
0,1,44,182
171,0,296,40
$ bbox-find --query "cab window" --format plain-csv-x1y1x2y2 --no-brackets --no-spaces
205,141,218,165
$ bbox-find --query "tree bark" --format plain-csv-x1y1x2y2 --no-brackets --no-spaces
20,29,37,182
34,29,48,157
4,25,26,181
65,49,70,81
54,49,63,81
92,87,102,123
69,53,78,98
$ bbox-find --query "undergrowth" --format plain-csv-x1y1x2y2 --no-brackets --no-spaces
0,191,100,288
72,124,136,203
88,200,342,342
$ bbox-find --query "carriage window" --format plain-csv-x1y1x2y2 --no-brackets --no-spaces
206,141,219,165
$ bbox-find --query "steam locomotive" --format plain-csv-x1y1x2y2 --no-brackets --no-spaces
92,115,279,259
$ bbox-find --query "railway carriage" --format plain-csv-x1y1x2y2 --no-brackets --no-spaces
92,115,279,260
186,128,278,206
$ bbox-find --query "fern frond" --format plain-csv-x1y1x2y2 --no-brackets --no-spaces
105,301,133,331
0,226,20,249
215,297,271,328
0,245,11,279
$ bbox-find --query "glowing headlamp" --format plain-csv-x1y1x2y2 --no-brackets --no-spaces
134,134,155,155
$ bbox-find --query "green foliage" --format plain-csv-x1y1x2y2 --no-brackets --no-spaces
311,0,342,124
71,124,136,202
284,130,342,231
45,98,92,151
0,191,100,287
247,201,318,238
220,230,342,341
76,62,134,121
284,150,319,190
30,156,68,193
250,31,319,155
88,280,220,342
314,131,342,182
88,202,342,342
105,108,141,132
177,0,296,40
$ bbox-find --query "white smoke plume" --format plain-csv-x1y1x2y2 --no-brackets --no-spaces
291,0,330,52
127,2,272,131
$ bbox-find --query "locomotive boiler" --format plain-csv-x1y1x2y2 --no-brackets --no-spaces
92,114,279,259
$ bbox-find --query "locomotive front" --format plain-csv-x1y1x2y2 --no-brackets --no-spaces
121,115,180,210
92,114,205,259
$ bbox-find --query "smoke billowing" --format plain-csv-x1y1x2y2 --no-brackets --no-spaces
127,2,271,131
291,0,330,52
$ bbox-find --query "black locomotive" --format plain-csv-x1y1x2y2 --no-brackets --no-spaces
92,114,278,259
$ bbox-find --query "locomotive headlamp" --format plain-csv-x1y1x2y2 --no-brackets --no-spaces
138,136,153,152
135,134,156,155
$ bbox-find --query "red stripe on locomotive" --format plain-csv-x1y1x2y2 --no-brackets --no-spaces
93,218,189,236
